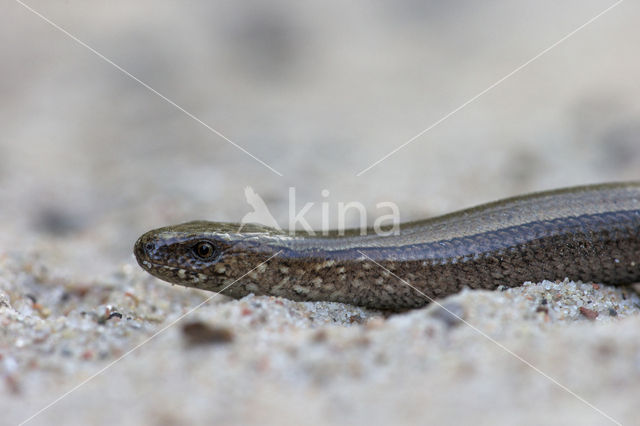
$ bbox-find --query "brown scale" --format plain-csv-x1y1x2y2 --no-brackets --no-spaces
134,183,640,311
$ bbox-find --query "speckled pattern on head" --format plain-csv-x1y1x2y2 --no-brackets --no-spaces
134,182,640,310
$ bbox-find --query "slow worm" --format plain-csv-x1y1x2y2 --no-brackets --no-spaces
134,182,640,310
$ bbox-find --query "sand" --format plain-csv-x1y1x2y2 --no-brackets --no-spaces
3,2,640,425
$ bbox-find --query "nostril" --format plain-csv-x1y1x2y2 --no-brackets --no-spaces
145,242,155,253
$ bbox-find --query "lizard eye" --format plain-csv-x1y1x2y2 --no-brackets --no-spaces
193,241,217,260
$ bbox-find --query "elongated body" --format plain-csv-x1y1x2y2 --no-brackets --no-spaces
134,183,640,310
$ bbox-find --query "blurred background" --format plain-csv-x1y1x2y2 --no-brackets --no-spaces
3,2,640,425
2,0,639,276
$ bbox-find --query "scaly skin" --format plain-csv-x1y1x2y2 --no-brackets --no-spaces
134,182,640,310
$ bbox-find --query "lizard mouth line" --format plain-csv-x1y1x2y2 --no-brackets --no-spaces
139,259,183,274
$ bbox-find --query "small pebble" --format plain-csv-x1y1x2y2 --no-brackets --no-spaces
430,302,465,328
182,321,234,346
579,307,599,320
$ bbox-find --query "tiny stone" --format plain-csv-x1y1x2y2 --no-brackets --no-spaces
430,302,464,328
182,321,234,346
579,307,599,320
